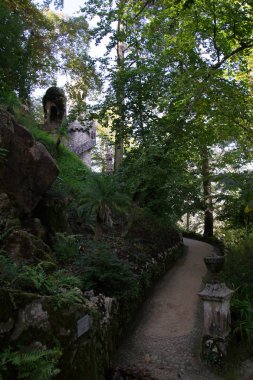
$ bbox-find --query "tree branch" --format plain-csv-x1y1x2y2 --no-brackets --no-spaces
134,0,153,18
211,41,253,70
212,2,220,63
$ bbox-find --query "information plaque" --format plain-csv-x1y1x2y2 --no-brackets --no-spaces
77,314,90,337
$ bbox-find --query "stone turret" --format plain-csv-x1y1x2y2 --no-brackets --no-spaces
105,148,113,174
43,87,66,132
67,119,96,167
42,87,96,167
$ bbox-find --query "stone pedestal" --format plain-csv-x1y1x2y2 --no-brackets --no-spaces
198,282,234,364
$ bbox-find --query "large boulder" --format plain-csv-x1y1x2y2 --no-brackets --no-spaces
2,229,53,264
0,109,59,213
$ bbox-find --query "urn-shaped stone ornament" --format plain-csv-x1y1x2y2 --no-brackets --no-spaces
204,255,225,274
199,252,233,361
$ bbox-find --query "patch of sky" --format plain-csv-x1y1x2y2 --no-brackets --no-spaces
33,0,111,99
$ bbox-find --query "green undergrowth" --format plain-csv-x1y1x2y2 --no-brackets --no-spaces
74,241,140,301
0,253,84,308
0,346,62,380
220,236,253,347
0,107,186,379
31,127,90,199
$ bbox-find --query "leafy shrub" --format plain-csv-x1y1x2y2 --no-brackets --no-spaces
0,347,61,380
0,253,19,286
78,173,131,239
221,236,253,298
76,242,139,300
0,218,17,243
0,255,83,306
231,297,253,344
222,227,253,248
53,233,83,263
0,92,21,114
0,148,7,163
126,208,181,254
221,236,253,343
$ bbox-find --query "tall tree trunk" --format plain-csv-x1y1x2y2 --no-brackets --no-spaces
114,0,125,170
186,212,190,232
94,215,103,241
201,147,213,238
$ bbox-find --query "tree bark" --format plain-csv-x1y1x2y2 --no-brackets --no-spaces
114,0,125,170
201,147,213,238
186,212,190,232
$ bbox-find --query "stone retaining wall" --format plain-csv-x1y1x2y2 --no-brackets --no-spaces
0,242,184,379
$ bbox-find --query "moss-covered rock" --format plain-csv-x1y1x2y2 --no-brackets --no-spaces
2,230,53,263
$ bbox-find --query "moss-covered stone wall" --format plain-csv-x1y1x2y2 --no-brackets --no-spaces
0,242,184,380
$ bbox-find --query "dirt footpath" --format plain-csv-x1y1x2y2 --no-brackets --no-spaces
112,238,222,380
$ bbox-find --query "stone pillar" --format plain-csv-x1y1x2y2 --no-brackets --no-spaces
105,150,113,174
198,256,234,364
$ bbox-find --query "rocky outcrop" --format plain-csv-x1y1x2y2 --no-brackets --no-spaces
0,109,59,213
2,229,52,263
0,288,119,380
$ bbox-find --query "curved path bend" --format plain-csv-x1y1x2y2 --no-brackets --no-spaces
113,238,222,380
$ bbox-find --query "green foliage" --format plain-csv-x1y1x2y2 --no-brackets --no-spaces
0,218,17,243
0,148,8,163
54,146,90,198
231,297,253,344
76,242,139,300
55,120,69,149
216,171,253,231
222,227,252,247
0,255,83,306
0,346,62,380
119,145,201,225
0,253,19,286
0,0,58,100
80,0,253,233
0,1,98,102
52,286,83,309
0,92,22,114
221,235,253,343
53,233,82,263
221,235,253,298
13,264,48,292
78,173,131,237
18,122,91,199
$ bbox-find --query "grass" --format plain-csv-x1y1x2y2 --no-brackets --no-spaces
16,114,90,199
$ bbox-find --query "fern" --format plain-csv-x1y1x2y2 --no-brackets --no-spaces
78,173,131,239
0,148,7,163
53,233,82,264
53,287,84,309
0,347,62,380
0,254,19,286
76,242,139,300
0,218,17,243
0,256,84,307
13,265,47,291
48,270,82,289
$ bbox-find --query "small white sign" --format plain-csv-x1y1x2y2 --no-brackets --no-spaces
77,314,90,337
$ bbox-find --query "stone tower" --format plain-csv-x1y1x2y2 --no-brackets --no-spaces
67,119,96,167
42,87,96,167
43,87,66,132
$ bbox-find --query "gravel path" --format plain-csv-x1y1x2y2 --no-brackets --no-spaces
112,238,222,380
